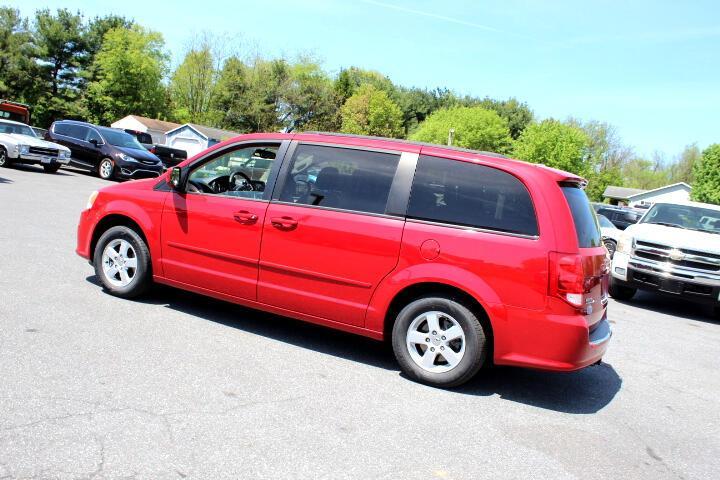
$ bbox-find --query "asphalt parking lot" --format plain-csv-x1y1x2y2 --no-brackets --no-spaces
1,164,719,480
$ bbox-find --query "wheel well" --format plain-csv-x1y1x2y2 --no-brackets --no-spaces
383,282,494,359
90,214,148,259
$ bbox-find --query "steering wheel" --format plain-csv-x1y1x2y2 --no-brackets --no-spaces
229,171,255,191
188,179,211,193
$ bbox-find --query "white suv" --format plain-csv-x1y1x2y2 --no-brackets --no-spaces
610,201,720,316
0,119,71,173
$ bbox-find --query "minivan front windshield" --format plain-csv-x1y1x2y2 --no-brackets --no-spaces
641,203,720,234
100,129,145,150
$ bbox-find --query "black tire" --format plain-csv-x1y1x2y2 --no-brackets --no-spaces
0,146,10,167
714,307,720,320
93,226,151,298
609,278,636,301
392,295,487,388
43,163,61,174
603,239,617,259
97,157,115,180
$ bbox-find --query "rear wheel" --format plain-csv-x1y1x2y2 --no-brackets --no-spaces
609,278,636,301
43,164,60,173
714,307,720,319
0,146,10,167
93,226,151,298
392,295,487,388
98,157,115,180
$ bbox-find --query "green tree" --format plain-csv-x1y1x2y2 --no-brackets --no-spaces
668,144,700,184
280,57,340,132
621,156,670,190
334,67,395,102
692,144,720,205
393,86,457,136
212,56,290,133
0,8,40,103
32,8,87,124
410,106,512,153
85,26,168,124
473,97,533,140
513,119,590,174
82,15,134,85
170,41,216,124
340,84,404,138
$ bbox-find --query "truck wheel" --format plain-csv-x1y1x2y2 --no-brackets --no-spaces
43,164,61,173
603,239,617,258
714,307,720,319
392,295,487,388
98,158,115,180
0,146,10,167
609,279,636,301
93,226,151,298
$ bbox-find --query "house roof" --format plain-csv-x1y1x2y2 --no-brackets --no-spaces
603,186,647,199
124,115,181,133
166,123,240,142
627,182,692,199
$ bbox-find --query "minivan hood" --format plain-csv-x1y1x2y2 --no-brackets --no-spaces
115,145,161,163
625,222,720,254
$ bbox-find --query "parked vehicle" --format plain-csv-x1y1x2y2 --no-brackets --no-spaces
31,126,48,138
0,99,30,124
598,214,621,258
0,119,70,173
595,205,643,230
47,120,163,180
123,129,187,169
610,201,720,317
76,132,611,387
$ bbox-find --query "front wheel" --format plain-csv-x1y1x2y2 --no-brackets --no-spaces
609,278,636,301
392,295,487,388
43,164,61,173
603,239,617,259
98,158,115,180
93,226,151,298
0,146,10,167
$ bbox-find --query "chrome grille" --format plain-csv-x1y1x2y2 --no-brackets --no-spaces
633,240,720,273
28,146,58,156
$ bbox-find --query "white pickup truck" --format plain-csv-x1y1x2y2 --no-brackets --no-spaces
610,200,720,317
0,119,70,173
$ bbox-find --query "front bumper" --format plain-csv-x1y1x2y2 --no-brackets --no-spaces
15,152,70,166
115,159,163,179
612,252,720,305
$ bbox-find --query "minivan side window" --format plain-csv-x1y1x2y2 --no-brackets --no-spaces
278,144,400,215
55,123,88,140
86,129,103,144
407,155,539,236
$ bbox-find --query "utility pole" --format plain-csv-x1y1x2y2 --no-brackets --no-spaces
447,128,455,146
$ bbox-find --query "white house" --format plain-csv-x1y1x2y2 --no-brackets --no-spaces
603,183,692,207
110,115,181,144
165,123,240,158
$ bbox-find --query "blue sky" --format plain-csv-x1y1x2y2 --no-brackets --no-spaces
10,0,720,158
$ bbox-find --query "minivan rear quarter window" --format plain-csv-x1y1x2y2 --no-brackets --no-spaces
562,186,601,247
406,155,539,236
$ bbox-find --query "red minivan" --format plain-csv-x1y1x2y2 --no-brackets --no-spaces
76,132,611,387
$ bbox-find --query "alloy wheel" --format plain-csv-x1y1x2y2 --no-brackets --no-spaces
406,311,466,373
99,159,113,179
101,239,138,287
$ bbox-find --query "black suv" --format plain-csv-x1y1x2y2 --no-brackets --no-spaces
47,120,163,180
595,205,643,230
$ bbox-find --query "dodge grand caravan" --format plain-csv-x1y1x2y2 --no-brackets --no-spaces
76,132,611,387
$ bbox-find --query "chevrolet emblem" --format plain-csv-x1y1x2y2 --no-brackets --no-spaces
669,249,685,261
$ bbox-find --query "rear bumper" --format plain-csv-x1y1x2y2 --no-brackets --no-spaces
493,305,611,371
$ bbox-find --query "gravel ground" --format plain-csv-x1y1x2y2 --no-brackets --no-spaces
1,164,719,480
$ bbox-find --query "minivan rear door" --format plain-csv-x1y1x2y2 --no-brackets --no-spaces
257,143,410,327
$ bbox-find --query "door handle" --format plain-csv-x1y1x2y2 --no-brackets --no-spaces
270,216,298,230
233,210,258,225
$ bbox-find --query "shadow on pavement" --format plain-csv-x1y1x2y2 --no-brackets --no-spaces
86,275,623,413
615,291,718,324
9,163,72,176
0,176,11,184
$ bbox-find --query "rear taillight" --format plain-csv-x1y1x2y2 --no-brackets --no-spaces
549,252,605,312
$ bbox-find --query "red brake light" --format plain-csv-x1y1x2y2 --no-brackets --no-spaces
549,252,604,310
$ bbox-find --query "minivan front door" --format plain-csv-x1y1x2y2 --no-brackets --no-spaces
160,141,286,300
257,143,409,327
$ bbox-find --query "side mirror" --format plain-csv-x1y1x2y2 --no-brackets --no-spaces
89,139,99,147
169,167,185,192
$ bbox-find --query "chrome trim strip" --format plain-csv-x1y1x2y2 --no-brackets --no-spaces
406,218,540,240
